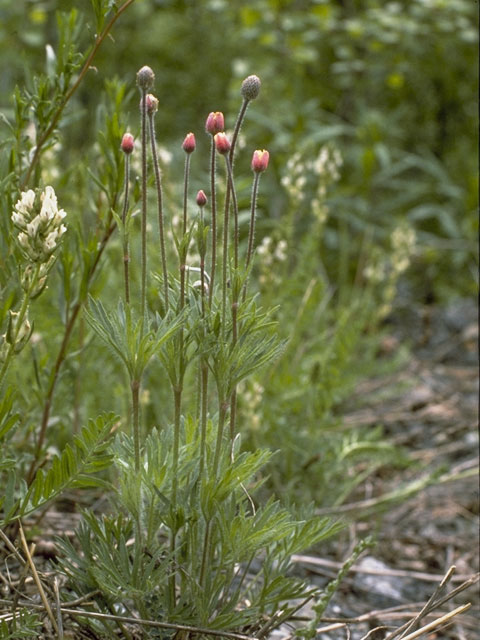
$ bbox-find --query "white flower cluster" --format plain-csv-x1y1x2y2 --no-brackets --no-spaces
363,223,417,319
281,145,342,224
257,237,288,287
12,186,67,263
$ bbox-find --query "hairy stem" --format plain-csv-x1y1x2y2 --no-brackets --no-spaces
140,89,148,324
148,112,169,311
208,139,217,305
121,153,131,306
244,171,261,300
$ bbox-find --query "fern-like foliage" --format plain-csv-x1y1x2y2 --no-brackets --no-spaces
0,608,42,639
0,413,116,526
85,296,182,381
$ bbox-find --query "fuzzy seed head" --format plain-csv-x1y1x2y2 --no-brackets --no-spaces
214,132,231,155
136,65,155,90
205,111,225,135
252,149,270,173
182,132,196,153
196,189,207,207
121,133,135,154
241,75,261,101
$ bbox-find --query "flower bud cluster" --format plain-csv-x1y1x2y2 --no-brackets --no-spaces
0,310,33,362
11,186,67,264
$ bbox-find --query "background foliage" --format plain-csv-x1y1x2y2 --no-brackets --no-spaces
0,0,477,539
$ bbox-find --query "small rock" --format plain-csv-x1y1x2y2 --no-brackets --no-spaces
353,556,407,606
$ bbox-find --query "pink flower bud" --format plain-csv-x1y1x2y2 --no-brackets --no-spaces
182,132,196,153
196,190,207,207
136,65,155,90
251,149,270,173
141,93,158,115
214,132,231,155
121,133,135,154
205,111,225,135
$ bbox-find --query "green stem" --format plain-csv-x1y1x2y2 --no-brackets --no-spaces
148,112,169,311
0,264,39,387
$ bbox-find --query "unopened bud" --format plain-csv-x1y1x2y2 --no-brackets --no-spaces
196,190,207,207
251,149,269,173
205,111,225,135
241,75,261,101
214,132,231,155
121,133,135,154
182,132,196,153
141,93,158,115
136,65,155,90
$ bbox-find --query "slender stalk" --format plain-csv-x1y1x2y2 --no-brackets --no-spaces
208,139,217,305
148,112,169,311
198,206,208,479
183,155,191,236
245,172,261,273
199,519,211,589
169,387,182,607
219,100,249,446
223,156,240,444
199,363,208,479
121,153,131,306
224,156,239,270
223,97,249,271
230,99,249,158
221,174,230,335
140,88,148,324
220,154,240,336
243,172,261,302
20,0,136,189
229,389,237,452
